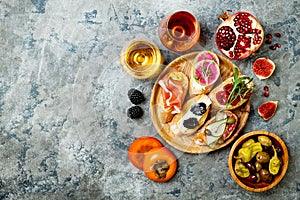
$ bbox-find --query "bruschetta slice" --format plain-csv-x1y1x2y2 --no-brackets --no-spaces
189,51,220,96
194,110,238,148
209,68,254,111
170,94,211,136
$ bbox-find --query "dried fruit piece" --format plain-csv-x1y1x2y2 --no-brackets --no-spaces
253,57,276,80
215,11,264,60
258,101,278,120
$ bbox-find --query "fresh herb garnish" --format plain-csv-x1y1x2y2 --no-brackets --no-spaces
195,59,213,83
226,68,254,107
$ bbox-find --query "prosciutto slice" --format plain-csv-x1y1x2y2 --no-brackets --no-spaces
158,69,188,114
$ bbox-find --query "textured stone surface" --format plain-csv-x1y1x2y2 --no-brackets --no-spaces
0,0,299,199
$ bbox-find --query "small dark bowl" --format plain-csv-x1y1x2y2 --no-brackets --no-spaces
228,130,289,192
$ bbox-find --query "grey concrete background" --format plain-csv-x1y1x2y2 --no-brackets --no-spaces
0,0,299,199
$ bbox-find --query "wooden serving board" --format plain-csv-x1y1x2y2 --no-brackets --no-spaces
150,51,250,154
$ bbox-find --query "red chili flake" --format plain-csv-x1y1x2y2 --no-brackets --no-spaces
264,86,269,91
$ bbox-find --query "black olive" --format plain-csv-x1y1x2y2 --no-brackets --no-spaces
276,146,283,156
190,103,206,116
246,174,258,183
183,118,199,129
245,162,256,174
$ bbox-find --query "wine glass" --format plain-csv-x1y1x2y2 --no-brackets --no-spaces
120,39,163,79
158,11,201,53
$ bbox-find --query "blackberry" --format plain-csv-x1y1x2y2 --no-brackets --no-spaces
191,103,207,116
128,88,145,105
127,105,143,119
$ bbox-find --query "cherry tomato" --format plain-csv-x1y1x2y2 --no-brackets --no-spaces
128,136,163,170
216,91,229,105
143,147,177,182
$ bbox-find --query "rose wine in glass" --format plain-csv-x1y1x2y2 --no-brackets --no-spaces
120,40,162,79
158,11,200,52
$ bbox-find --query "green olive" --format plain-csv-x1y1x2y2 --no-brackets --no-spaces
256,151,270,164
226,117,235,124
256,172,260,182
259,168,273,182
258,135,272,147
255,161,262,172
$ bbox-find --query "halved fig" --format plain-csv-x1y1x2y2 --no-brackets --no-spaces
258,100,278,120
253,57,276,80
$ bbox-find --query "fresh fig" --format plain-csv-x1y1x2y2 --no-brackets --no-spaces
253,58,276,80
258,101,278,120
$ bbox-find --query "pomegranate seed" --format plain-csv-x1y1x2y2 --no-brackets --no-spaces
264,86,269,91
255,29,262,34
264,91,269,97
275,32,281,37
216,26,236,50
265,38,272,44
266,34,272,39
275,43,281,48
269,45,277,50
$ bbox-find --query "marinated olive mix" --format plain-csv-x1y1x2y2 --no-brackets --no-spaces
233,135,283,186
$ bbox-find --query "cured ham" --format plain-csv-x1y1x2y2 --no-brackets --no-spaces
158,68,188,123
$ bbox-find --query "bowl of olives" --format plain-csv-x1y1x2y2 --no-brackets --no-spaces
228,130,289,192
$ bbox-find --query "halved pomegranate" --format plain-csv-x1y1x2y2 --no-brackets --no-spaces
215,11,264,60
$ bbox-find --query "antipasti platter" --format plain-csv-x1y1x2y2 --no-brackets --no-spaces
150,51,252,154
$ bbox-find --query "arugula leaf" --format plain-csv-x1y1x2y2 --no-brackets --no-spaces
226,68,254,107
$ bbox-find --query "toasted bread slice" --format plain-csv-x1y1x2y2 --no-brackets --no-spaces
194,110,238,146
189,76,213,96
169,94,211,136
189,59,220,96
209,76,254,111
